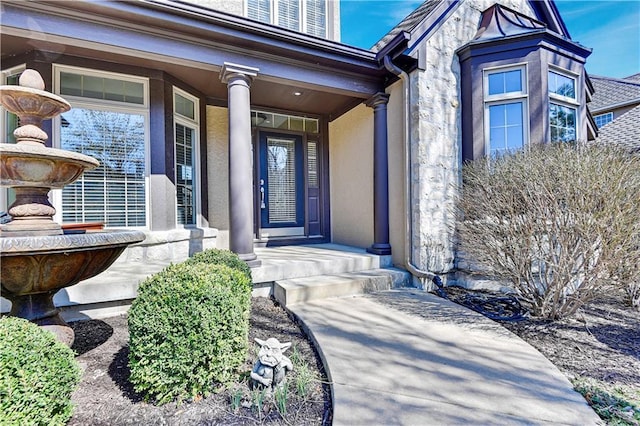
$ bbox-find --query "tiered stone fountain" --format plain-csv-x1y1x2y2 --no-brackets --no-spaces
0,69,145,345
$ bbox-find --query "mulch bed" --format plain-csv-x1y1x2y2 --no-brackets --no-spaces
500,289,640,387
67,287,639,425
68,297,331,425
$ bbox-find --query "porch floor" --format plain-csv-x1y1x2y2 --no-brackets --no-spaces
48,243,398,321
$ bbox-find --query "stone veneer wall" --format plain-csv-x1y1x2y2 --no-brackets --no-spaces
182,0,243,15
409,0,534,276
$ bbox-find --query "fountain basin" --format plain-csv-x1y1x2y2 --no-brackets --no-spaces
0,230,145,345
0,143,99,188
0,84,70,128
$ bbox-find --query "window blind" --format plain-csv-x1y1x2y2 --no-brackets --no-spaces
175,123,195,225
305,0,326,37
247,0,271,23
267,138,297,223
61,108,146,227
277,0,300,31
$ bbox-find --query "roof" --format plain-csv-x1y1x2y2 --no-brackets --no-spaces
596,104,640,152
625,73,640,83
372,0,572,54
472,4,546,42
371,0,441,52
589,75,640,112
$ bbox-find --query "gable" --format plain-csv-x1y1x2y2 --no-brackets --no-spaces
372,0,572,57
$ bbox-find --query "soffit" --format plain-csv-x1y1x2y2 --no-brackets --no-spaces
0,1,387,118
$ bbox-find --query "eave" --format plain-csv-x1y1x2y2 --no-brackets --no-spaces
0,0,391,118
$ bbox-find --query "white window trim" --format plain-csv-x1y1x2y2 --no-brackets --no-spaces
51,64,151,230
173,87,201,228
548,67,579,106
1,64,26,83
594,112,613,128
548,67,580,142
0,65,26,145
483,64,530,156
483,63,528,99
548,101,578,143
53,64,149,109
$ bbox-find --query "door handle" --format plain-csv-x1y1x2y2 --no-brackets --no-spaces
260,179,266,209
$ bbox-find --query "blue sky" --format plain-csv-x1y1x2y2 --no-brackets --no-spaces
340,1,640,78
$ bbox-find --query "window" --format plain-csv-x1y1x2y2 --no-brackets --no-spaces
548,69,578,142
305,0,326,37
549,103,577,142
1,66,24,144
548,71,576,99
246,0,326,38
277,0,300,31
247,0,270,23
174,89,199,226
55,66,149,228
251,110,319,133
0,65,25,213
594,112,613,129
484,65,528,156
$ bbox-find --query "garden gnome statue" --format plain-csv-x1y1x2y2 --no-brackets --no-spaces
250,337,293,393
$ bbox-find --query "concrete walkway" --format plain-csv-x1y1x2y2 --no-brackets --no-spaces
289,289,601,425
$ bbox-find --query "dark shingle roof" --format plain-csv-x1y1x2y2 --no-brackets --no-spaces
371,0,441,52
590,75,640,111
596,104,640,152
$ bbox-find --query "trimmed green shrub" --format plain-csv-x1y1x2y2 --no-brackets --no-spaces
128,262,252,404
185,248,252,280
457,142,640,319
0,316,81,426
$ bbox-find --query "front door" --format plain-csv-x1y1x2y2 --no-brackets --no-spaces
258,132,305,238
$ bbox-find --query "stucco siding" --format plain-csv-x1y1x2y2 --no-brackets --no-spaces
328,103,374,248
386,81,406,267
409,0,535,274
613,105,638,120
207,105,230,249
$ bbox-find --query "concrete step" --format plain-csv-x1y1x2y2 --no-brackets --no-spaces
274,267,410,307
251,244,392,284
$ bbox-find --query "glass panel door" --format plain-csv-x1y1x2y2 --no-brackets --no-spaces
259,132,304,232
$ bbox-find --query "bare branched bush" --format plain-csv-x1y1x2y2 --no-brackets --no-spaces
627,281,640,311
456,143,640,319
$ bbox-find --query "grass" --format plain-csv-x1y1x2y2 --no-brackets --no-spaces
572,377,640,425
